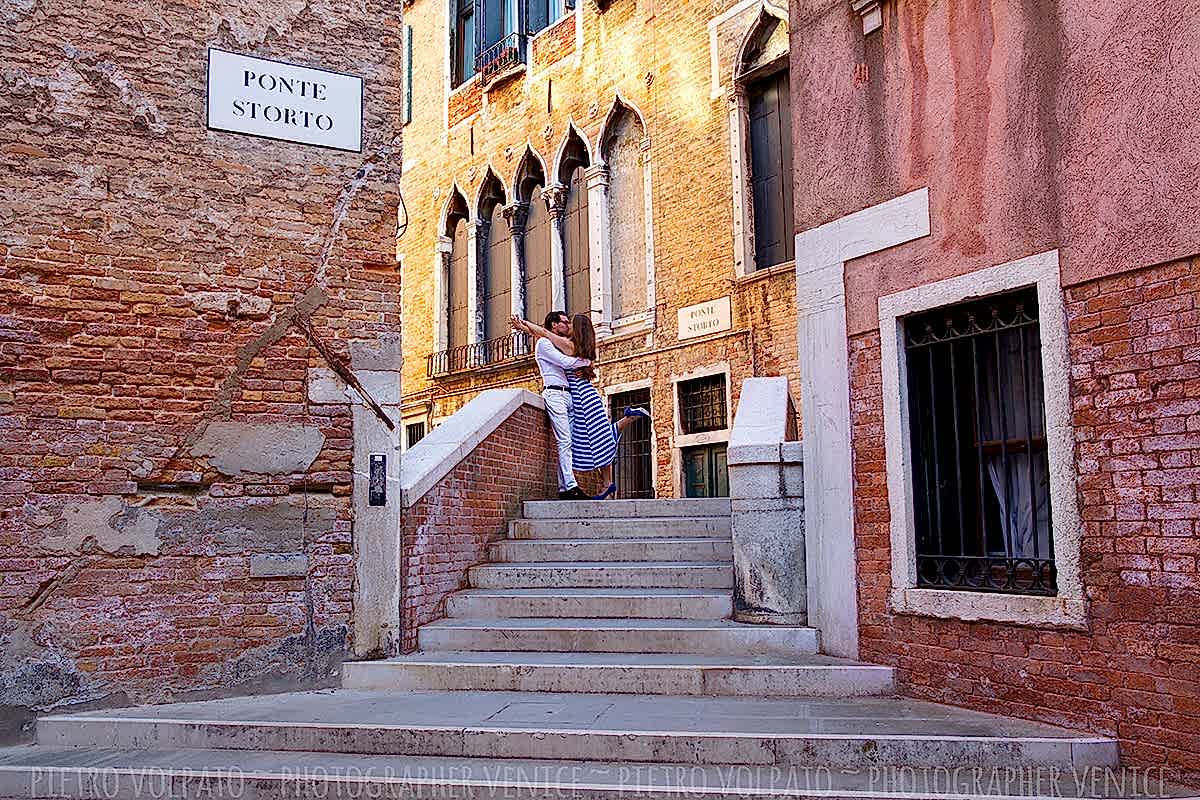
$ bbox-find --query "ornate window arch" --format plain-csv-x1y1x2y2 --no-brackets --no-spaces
553,126,592,317
436,187,471,362
729,5,793,275
592,96,655,335
476,169,511,344
512,147,553,325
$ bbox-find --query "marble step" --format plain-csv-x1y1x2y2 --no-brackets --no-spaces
468,561,733,589
444,588,733,619
489,537,733,563
1,747,1165,799
522,498,731,519
416,618,819,656
32,689,1119,770
510,516,732,540
342,651,895,697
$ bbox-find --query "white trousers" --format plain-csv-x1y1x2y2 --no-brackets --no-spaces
542,388,575,491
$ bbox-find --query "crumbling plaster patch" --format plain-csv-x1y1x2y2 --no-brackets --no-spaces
186,291,273,320
189,421,326,476
61,44,166,134
38,496,162,556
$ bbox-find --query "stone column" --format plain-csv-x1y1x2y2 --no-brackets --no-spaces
543,183,568,312
503,201,529,319
433,235,451,352
584,164,611,333
468,220,487,345
726,90,753,278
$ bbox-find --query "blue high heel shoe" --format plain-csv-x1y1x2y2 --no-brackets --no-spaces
593,482,617,500
623,406,651,421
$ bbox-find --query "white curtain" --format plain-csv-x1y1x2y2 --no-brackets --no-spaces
979,328,1052,560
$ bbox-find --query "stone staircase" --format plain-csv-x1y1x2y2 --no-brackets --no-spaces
0,499,1161,798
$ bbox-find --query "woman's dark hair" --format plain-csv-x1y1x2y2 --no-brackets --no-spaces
569,313,597,380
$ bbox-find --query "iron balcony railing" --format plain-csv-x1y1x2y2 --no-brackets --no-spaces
427,331,533,378
475,32,526,81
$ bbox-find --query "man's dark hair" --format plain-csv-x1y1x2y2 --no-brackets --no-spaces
544,311,568,328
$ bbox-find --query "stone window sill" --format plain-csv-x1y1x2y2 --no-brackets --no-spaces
734,259,795,286
888,588,1088,630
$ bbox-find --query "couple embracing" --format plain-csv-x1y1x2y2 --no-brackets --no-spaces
511,311,650,500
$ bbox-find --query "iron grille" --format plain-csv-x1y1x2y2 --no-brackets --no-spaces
608,388,654,499
427,331,532,377
903,286,1056,596
405,422,426,449
678,374,727,435
475,32,526,81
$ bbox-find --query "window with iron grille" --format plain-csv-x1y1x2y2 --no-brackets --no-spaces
903,286,1055,596
608,388,654,499
405,422,426,450
678,374,727,435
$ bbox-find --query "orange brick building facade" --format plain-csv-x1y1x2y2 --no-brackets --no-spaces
398,0,802,497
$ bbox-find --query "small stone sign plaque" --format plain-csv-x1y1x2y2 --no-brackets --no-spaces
206,48,363,152
677,296,732,341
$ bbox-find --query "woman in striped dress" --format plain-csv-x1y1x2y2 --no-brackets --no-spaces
513,312,650,499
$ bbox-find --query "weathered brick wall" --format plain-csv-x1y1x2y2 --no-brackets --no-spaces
400,404,557,649
0,0,402,741
531,15,577,69
852,256,1200,783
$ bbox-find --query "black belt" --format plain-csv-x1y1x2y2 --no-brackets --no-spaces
543,385,568,391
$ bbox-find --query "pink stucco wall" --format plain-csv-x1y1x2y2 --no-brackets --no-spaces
789,0,1200,335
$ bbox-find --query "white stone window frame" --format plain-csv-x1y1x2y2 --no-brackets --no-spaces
727,2,790,280
603,377,658,491
590,96,657,339
670,362,732,496
433,184,473,354
878,249,1087,629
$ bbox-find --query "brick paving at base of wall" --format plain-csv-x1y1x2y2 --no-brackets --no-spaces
400,404,558,650
850,256,1200,784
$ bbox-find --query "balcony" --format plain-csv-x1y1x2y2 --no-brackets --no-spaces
475,32,526,84
428,331,533,378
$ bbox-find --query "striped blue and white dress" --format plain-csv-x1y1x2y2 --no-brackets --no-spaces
567,370,619,470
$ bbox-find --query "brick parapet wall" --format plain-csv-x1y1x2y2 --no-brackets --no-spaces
851,256,1200,783
400,403,557,650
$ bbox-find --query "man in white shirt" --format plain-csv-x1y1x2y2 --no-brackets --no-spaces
531,311,590,500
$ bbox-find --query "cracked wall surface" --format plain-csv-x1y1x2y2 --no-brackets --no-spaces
0,0,403,741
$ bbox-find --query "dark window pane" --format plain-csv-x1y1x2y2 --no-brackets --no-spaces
678,374,727,435
406,422,426,449
903,286,1055,596
609,388,654,499
454,2,477,86
747,69,793,270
